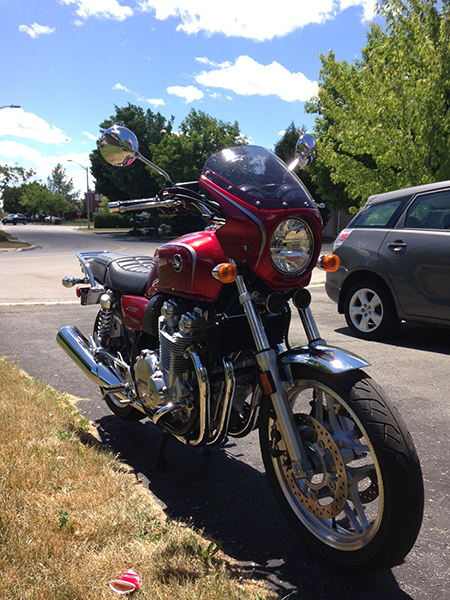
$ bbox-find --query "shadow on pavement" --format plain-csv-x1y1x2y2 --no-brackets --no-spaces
336,321,450,355
95,414,413,600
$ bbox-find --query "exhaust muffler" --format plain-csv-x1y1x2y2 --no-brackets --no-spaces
56,325,124,390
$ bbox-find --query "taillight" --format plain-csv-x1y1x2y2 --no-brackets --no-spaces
333,229,352,250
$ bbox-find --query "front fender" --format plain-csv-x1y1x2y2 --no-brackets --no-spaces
278,344,370,378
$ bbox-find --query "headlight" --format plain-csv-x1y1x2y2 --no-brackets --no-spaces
270,218,314,276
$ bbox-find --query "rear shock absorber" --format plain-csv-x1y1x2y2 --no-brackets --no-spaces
96,291,115,346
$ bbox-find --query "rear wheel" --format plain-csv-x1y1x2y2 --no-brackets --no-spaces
259,367,423,570
93,308,145,422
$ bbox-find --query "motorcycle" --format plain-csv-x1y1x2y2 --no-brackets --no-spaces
57,125,424,570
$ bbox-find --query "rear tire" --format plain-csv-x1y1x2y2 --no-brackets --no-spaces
104,394,145,421
93,308,146,422
259,367,424,570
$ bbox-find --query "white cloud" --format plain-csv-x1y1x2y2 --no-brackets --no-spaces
18,23,55,38
196,56,318,102
340,0,376,21
167,85,204,103
147,98,165,106
0,141,43,164
59,0,133,22
113,83,132,92
0,142,92,194
113,83,165,107
137,0,372,40
83,131,97,141
0,108,71,144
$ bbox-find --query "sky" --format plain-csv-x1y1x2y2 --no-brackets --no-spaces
0,0,380,196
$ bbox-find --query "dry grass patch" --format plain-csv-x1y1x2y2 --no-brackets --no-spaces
0,358,275,600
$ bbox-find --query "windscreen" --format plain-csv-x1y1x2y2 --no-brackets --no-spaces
203,145,315,210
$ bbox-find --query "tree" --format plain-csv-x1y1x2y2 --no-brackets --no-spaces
2,185,27,214
150,108,247,185
1,165,35,211
20,182,70,217
274,123,332,226
89,103,174,201
274,122,306,165
306,0,450,208
47,164,79,207
0,164,35,194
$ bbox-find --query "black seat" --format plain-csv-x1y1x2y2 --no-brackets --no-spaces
91,253,154,295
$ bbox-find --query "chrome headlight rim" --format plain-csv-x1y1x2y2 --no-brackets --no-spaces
270,218,314,277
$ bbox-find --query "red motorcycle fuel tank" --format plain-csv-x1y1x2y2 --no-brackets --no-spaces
148,230,228,303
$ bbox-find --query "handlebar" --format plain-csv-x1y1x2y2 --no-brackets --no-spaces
108,197,183,213
108,187,226,226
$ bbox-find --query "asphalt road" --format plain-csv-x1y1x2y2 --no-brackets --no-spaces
0,224,449,599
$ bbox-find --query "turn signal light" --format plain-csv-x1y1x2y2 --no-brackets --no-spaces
212,262,238,283
318,254,340,272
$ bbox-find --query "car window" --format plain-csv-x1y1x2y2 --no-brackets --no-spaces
405,190,450,229
350,198,406,228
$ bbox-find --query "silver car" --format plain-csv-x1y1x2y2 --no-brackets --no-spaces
326,180,450,340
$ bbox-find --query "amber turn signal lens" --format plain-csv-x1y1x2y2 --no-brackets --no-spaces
212,262,238,283
320,254,340,272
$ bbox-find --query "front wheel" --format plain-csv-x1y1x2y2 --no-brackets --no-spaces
259,367,424,570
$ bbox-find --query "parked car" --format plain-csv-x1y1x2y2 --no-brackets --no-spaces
44,215,61,224
2,213,27,225
326,180,450,340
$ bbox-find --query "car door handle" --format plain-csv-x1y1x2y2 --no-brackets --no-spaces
387,241,407,251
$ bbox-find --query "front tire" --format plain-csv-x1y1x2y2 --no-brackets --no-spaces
259,367,424,570
344,279,400,341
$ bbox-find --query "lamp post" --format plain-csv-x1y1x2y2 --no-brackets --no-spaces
68,160,91,229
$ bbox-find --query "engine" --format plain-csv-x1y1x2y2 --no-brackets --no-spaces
134,299,214,415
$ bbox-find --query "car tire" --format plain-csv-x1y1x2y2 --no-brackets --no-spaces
344,279,400,341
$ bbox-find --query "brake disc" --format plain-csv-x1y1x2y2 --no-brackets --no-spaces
284,414,348,519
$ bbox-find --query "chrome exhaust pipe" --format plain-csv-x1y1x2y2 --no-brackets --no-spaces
56,325,123,389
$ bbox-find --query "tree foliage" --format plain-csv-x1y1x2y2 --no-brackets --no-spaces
3,181,71,216
0,164,35,194
274,123,332,226
273,122,306,165
47,164,79,206
89,103,174,201
150,109,247,185
306,0,450,208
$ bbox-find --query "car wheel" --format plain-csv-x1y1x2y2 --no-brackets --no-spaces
344,280,400,341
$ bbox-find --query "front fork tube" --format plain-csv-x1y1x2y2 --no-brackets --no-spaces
298,305,324,345
235,274,309,479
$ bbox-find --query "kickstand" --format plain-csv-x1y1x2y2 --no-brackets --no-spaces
155,431,170,468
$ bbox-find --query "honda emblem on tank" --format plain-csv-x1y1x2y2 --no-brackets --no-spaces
172,254,183,272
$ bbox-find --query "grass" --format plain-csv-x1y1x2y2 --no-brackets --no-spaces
0,230,30,250
0,358,275,600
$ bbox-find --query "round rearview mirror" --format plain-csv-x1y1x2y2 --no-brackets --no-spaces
294,133,316,168
100,125,140,167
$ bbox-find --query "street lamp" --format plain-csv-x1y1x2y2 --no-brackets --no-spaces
68,160,91,229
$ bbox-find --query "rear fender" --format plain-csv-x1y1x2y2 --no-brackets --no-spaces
278,344,370,380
